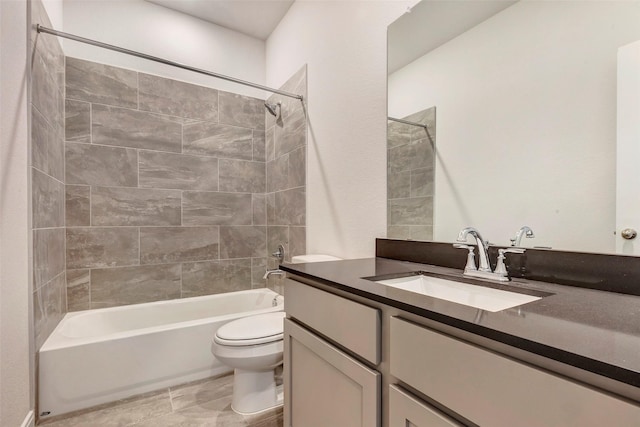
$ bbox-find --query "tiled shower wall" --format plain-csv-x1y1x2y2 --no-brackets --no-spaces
387,107,436,241
64,58,307,309
31,0,67,349
265,68,308,294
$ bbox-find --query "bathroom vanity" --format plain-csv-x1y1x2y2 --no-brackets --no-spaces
280,244,640,427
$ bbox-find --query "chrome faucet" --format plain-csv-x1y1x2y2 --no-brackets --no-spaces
454,227,525,282
263,269,285,280
510,226,535,247
457,227,491,272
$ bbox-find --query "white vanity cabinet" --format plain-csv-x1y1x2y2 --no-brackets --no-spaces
284,276,640,427
390,316,640,427
284,279,382,427
389,385,463,427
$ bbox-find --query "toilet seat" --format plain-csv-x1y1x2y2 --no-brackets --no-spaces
214,312,285,347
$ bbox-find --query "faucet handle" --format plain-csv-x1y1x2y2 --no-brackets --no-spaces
499,247,526,255
495,248,526,277
453,243,477,272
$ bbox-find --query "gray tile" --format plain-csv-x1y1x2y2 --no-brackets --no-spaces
251,257,267,288
169,375,233,412
219,159,265,193
65,99,91,142
275,187,305,226
32,107,51,173
65,185,90,226
92,187,182,226
40,390,172,427
65,57,137,108
253,130,266,162
388,197,434,226
32,107,64,181
138,73,218,121
388,171,411,199
288,146,305,189
252,194,266,225
410,166,435,197
34,273,66,350
33,228,65,289
182,259,252,298
183,192,252,226
265,127,275,162
66,227,139,269
267,226,288,261
92,104,182,153
139,151,219,191
244,406,283,427
183,122,253,160
389,139,434,173
289,226,306,261
220,226,266,259
140,227,219,264
267,155,288,193
387,121,412,149
266,193,276,226
31,0,65,84
66,269,90,312
218,91,265,130
141,395,247,427
410,225,434,241
32,168,64,228
33,288,46,350
65,142,138,187
387,225,411,240
91,264,181,308
32,51,61,133
275,107,306,158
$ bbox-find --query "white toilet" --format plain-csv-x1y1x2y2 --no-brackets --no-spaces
211,254,342,414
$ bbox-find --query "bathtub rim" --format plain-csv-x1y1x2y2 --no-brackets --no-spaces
40,288,284,352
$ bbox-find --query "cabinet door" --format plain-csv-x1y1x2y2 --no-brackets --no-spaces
284,318,380,427
389,385,463,427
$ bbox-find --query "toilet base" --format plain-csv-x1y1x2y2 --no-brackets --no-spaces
231,368,284,415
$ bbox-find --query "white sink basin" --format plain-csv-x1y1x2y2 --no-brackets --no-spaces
375,275,541,312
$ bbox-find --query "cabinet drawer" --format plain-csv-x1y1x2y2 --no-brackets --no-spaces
390,317,640,427
389,385,462,427
285,279,380,364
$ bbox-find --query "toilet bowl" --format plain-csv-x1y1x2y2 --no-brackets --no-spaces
211,311,285,414
212,254,342,414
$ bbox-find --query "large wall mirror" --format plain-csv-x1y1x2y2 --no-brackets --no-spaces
387,0,640,255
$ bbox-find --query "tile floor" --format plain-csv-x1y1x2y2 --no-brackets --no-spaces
38,374,283,427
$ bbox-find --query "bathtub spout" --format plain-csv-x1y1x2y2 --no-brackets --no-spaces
263,269,285,280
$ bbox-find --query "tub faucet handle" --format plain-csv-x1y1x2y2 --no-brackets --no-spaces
271,244,285,262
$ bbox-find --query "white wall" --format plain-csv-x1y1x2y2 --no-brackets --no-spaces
389,1,640,253
266,0,412,259
1,0,34,425
63,0,267,98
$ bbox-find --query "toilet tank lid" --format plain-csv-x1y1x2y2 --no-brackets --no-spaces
216,312,285,341
291,254,342,263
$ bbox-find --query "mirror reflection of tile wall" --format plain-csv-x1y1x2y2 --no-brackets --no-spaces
387,107,436,240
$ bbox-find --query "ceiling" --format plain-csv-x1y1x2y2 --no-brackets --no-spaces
388,0,517,74
147,0,295,40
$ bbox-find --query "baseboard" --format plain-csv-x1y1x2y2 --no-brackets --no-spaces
20,410,35,427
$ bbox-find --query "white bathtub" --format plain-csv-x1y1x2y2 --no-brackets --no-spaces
38,288,284,419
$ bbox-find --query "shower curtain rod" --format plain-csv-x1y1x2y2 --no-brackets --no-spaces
36,25,304,101
387,116,429,130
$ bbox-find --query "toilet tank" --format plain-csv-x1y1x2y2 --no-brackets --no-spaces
291,254,342,264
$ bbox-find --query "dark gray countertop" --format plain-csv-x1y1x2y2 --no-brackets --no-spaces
281,257,640,390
